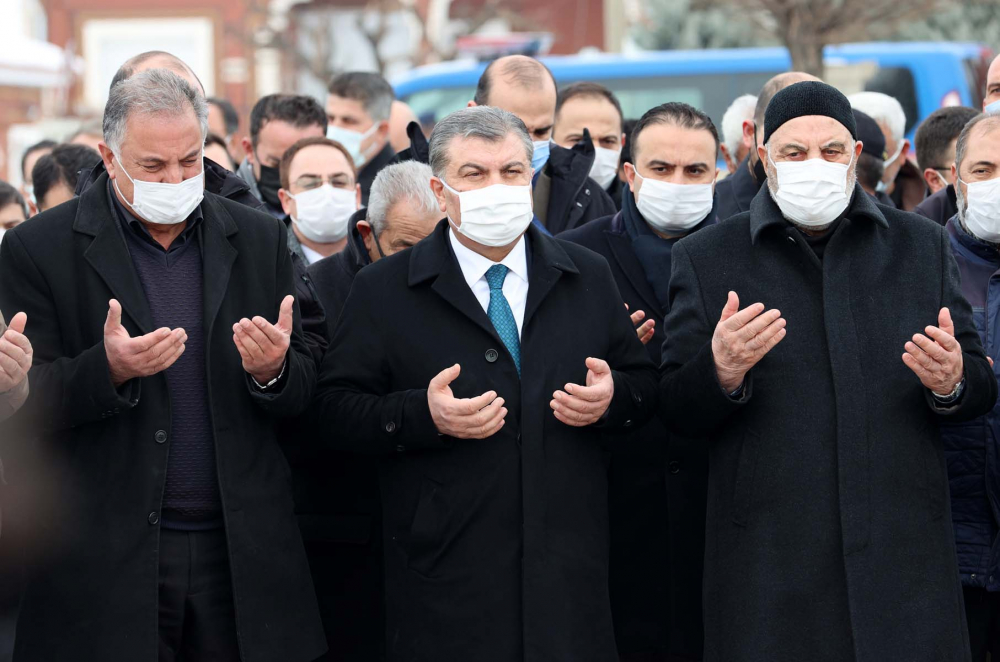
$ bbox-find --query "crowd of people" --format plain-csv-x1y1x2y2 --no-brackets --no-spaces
1,46,1000,662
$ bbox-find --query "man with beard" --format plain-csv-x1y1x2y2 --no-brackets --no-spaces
661,80,996,661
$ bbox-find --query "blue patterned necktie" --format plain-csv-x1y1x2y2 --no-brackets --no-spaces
485,264,521,376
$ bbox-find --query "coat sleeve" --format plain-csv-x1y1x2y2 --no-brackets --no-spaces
0,231,138,431
591,258,659,432
0,311,28,423
925,227,997,421
308,270,444,454
247,221,317,417
659,241,751,438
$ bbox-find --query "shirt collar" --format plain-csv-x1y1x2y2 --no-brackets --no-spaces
447,226,529,290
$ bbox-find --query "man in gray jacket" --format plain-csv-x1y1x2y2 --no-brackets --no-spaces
0,310,31,422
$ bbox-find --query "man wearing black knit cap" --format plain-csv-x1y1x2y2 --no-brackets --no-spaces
661,80,996,661
852,108,895,206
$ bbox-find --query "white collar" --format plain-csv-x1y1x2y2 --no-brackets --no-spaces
448,227,529,289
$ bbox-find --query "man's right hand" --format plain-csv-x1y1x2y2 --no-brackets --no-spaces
105,299,187,388
427,364,507,439
711,291,786,393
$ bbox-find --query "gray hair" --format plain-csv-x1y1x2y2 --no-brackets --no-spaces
103,68,208,156
428,106,533,178
848,91,906,142
721,94,757,156
367,161,440,235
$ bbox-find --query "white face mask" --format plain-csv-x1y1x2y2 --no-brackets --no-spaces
291,184,357,243
0,228,5,244
327,124,380,168
114,156,205,226
959,176,1000,243
634,171,714,234
441,180,533,248
767,149,855,228
590,146,621,190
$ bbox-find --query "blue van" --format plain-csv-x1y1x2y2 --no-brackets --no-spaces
393,42,993,144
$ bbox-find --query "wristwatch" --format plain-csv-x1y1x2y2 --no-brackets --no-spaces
932,377,965,404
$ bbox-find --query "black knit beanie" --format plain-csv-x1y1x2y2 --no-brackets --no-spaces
763,81,857,144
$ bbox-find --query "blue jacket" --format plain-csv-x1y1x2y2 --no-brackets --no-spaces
944,216,1000,590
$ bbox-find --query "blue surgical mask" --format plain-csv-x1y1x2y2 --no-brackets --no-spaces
531,140,550,173
986,100,1000,116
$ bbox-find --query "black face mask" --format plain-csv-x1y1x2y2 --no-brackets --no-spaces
257,163,282,208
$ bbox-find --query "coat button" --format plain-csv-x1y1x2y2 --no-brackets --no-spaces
396,445,405,453
669,460,681,474
154,430,167,444
634,393,642,404
485,349,499,363
786,235,796,244
385,421,396,433
148,511,159,525
624,420,632,427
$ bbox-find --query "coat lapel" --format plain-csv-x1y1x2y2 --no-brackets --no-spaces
523,225,579,329
79,176,155,334
409,221,504,343
200,196,238,341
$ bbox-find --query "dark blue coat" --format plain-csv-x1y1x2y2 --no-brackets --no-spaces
943,216,1000,590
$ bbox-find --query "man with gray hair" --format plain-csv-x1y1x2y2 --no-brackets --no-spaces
326,71,398,204
310,104,658,660
940,111,1000,661
295,160,440,660
0,68,326,661
76,50,264,213
720,93,757,174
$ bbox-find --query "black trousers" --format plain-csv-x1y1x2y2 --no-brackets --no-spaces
964,585,1000,661
158,528,241,662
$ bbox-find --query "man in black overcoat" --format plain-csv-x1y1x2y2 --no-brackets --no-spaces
661,80,997,661
560,101,720,661
310,105,659,661
0,69,325,662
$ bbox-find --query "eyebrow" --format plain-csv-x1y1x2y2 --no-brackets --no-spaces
138,147,201,165
969,160,997,169
820,140,848,151
533,125,553,134
778,142,809,152
296,172,352,179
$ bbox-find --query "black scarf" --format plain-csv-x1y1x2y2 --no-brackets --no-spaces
621,187,715,313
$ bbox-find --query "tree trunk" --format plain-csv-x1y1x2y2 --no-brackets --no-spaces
786,37,825,78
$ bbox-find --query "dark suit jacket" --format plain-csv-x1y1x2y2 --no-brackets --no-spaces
0,174,326,662
310,221,658,662
560,212,707,660
661,184,996,661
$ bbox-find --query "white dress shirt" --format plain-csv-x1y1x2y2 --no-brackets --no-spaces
448,228,529,337
300,243,325,266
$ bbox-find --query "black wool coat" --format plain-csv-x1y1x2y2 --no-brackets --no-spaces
0,174,326,662
660,184,996,662
310,221,659,662
559,211,708,661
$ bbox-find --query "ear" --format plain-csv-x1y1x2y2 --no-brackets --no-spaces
900,139,911,159
278,188,295,217
756,143,768,166
467,100,477,108
355,183,362,209
623,162,637,193
430,177,448,213
854,140,864,161
241,137,254,161
377,120,390,142
742,119,755,149
923,168,943,193
357,219,374,241
620,132,627,150
720,144,736,173
98,142,116,180
951,162,958,184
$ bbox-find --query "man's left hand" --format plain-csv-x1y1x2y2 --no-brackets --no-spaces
550,357,614,427
233,295,294,385
902,307,965,396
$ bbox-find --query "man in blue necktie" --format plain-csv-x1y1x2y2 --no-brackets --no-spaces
310,105,658,662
